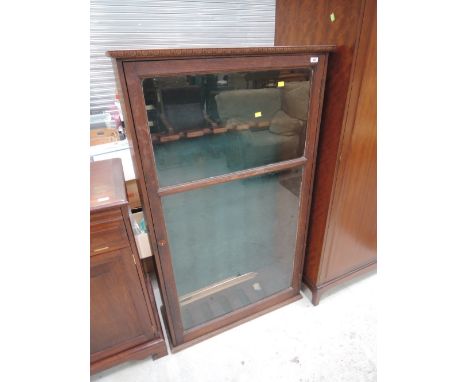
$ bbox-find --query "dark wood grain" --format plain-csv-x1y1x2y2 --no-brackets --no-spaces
90,159,167,373
107,45,335,60
90,216,129,256
158,157,307,197
123,54,325,80
310,261,376,305
290,54,329,291
124,63,187,346
112,59,180,345
91,337,168,375
90,158,127,212
90,247,154,360
110,47,332,347
276,0,366,295
276,0,377,303
317,0,377,283
142,256,156,274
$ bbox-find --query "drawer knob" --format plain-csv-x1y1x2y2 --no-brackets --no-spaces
158,240,167,247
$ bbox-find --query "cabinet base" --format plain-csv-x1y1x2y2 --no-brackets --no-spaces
304,260,376,306
91,337,168,375
162,293,302,353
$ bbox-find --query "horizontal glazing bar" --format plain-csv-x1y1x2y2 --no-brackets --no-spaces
157,157,307,196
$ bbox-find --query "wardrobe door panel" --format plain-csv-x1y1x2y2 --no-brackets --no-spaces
320,4,377,282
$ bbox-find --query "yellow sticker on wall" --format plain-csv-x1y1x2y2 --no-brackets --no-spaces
254,111,262,118
278,81,285,87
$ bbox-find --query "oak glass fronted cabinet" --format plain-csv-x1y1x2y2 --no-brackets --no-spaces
108,47,332,348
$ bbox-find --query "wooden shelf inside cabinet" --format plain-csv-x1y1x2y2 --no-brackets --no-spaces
90,158,167,375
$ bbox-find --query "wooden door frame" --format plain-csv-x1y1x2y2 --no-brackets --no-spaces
110,47,332,348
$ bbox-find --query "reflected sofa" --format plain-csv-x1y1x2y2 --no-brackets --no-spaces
215,81,310,170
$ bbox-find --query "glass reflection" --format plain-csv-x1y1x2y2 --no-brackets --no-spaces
161,168,303,329
143,69,312,187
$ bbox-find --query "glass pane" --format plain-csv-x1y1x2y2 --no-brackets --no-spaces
142,69,311,187
161,168,303,330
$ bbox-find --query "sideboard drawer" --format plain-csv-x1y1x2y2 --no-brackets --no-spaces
91,209,122,225
91,218,129,255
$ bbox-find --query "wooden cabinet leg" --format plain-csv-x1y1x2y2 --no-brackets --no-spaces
311,289,321,306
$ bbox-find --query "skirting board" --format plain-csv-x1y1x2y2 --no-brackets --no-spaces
303,260,377,306
91,337,168,375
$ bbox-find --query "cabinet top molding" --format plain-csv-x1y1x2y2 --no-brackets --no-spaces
106,45,336,60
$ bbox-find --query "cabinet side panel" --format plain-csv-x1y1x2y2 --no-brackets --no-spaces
321,0,376,281
112,59,180,345
275,0,365,285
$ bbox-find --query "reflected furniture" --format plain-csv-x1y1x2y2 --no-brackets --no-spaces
90,158,167,373
90,127,119,146
107,46,333,349
160,85,215,135
216,84,307,170
275,0,377,304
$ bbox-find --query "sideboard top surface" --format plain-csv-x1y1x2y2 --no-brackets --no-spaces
90,158,127,212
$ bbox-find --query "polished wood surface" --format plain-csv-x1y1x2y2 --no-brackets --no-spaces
318,0,376,283
90,216,129,256
123,53,327,79
276,0,365,286
90,159,167,374
112,58,179,344
157,157,307,197
91,247,154,359
311,262,376,306
276,0,376,303
110,47,332,347
106,45,335,60
90,158,127,212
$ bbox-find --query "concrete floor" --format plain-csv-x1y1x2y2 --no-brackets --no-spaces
92,272,376,382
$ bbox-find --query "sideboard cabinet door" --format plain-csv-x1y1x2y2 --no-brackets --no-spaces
91,247,154,361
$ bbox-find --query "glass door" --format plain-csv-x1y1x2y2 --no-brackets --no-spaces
143,69,311,330
122,52,328,345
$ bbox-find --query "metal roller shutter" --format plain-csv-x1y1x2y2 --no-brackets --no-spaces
90,0,275,119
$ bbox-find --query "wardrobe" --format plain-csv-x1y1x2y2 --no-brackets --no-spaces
275,0,377,304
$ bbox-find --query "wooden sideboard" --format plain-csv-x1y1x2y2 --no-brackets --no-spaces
90,158,167,374
275,0,377,304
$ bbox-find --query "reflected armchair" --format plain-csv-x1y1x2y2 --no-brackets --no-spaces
159,86,216,140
